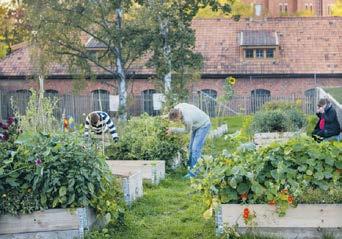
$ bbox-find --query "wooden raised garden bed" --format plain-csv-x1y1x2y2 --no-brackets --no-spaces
0,207,95,239
216,204,342,239
254,132,299,148
106,164,143,205
106,160,165,185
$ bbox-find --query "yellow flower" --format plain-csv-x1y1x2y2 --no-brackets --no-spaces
227,77,236,85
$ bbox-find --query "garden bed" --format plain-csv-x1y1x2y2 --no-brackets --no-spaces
106,160,165,185
216,204,342,239
254,132,299,148
106,166,143,205
0,208,95,239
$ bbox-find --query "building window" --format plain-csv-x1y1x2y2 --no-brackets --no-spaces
266,49,275,58
245,49,254,58
92,89,109,112
310,4,313,12
142,89,159,116
284,3,288,13
251,89,271,113
328,5,332,15
254,4,262,16
305,4,308,10
244,48,275,59
200,89,217,117
13,89,32,115
279,3,283,13
255,49,264,58
44,89,59,98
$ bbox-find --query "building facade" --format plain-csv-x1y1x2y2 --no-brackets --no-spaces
243,0,337,16
0,17,341,118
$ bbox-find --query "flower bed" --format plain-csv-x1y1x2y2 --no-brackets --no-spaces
193,136,342,236
0,127,124,237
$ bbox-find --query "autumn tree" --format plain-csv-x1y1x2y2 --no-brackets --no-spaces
332,0,342,16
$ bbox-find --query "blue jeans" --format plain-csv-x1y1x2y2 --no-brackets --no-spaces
188,122,211,170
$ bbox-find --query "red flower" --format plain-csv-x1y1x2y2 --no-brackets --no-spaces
7,117,14,126
268,199,276,205
243,208,249,219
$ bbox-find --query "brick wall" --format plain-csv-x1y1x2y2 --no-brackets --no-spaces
1,77,340,98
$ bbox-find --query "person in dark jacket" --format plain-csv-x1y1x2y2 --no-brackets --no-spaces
312,98,341,142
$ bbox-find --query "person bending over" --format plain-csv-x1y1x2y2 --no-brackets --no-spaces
167,103,211,178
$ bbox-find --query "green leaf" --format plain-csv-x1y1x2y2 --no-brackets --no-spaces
87,183,94,194
229,178,237,189
237,182,250,194
306,170,313,176
59,186,67,197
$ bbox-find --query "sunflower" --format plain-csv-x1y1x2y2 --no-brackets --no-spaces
227,77,236,85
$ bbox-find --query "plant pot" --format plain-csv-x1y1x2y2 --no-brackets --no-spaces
216,204,342,239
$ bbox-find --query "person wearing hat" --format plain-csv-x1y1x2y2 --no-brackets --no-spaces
312,98,341,142
167,103,211,178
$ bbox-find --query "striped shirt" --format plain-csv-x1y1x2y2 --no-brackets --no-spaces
84,111,118,140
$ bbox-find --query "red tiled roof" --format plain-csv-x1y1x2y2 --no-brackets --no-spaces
1,17,342,77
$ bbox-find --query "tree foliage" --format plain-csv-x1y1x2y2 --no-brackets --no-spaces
24,0,153,120
332,0,342,16
0,2,28,58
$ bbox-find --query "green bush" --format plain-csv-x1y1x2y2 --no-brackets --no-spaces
0,131,124,224
105,115,185,169
251,101,307,133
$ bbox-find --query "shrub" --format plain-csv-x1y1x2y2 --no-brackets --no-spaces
0,131,124,224
251,101,306,133
105,114,185,169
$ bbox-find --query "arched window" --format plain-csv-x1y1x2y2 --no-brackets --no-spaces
142,89,159,116
304,88,317,114
200,89,217,117
92,89,109,113
44,89,59,98
251,89,271,113
13,89,32,115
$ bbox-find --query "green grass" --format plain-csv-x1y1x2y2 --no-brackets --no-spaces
324,87,342,104
94,170,217,239
211,115,246,134
86,170,281,239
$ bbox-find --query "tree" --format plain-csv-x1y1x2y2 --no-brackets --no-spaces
195,0,251,19
0,2,28,58
24,0,152,120
143,0,232,107
332,0,342,16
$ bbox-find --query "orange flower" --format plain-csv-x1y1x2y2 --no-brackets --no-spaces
240,192,248,201
243,208,249,219
268,199,276,205
287,195,294,204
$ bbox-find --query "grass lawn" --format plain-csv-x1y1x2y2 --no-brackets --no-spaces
103,170,217,239
211,115,246,134
324,87,342,104
87,169,283,239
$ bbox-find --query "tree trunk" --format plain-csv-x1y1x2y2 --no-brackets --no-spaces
160,19,172,93
115,7,127,121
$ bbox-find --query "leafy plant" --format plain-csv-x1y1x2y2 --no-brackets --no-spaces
0,131,124,225
251,101,307,133
105,114,185,169
193,136,342,217
12,89,59,133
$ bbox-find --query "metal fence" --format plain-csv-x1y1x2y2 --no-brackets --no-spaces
0,90,317,124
